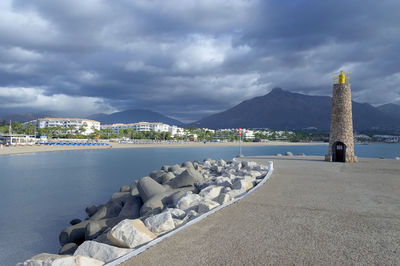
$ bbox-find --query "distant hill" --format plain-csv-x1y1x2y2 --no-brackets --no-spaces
88,109,183,126
0,113,52,123
192,88,400,131
377,103,400,120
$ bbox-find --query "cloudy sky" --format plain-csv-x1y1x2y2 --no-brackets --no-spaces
0,0,399,122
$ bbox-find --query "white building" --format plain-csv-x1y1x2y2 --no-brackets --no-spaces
29,118,100,135
100,122,184,137
243,129,255,140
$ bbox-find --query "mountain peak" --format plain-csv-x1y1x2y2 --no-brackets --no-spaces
270,87,284,93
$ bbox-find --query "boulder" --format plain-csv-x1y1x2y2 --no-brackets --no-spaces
120,185,130,192
111,192,131,205
198,200,220,214
181,161,194,169
242,161,258,169
215,176,233,188
217,159,227,167
74,241,131,263
137,176,166,202
17,253,104,266
164,208,186,219
199,185,223,201
181,210,198,223
59,243,78,255
90,200,122,221
70,219,82,226
285,151,293,156
107,219,156,249
275,153,282,156
167,168,204,189
130,180,139,197
85,217,123,240
139,187,194,217
192,161,199,170
168,164,181,173
232,178,254,191
85,205,98,218
144,211,175,234
118,195,142,219
161,165,170,172
160,172,175,184
149,170,166,183
59,220,90,246
216,193,231,205
226,189,246,199
175,192,203,211
395,157,399,160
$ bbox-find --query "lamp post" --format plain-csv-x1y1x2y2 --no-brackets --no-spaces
238,128,243,157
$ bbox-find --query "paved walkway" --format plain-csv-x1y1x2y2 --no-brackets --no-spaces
122,156,400,265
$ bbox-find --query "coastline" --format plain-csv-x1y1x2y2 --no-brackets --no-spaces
0,141,326,156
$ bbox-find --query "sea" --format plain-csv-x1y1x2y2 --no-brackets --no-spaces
0,144,399,265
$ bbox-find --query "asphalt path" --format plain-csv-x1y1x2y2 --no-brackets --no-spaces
121,156,400,265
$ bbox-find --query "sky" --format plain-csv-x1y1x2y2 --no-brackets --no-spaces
0,0,399,122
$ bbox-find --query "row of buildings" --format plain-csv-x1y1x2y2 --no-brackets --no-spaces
26,118,185,137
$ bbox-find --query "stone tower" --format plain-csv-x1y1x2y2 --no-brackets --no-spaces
326,71,357,163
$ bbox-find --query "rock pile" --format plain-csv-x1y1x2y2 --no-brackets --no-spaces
18,158,269,265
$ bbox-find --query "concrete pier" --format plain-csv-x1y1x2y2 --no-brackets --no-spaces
121,156,400,265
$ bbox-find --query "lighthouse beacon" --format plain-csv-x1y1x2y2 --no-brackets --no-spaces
326,71,358,163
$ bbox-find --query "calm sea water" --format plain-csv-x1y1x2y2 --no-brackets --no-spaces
0,144,399,265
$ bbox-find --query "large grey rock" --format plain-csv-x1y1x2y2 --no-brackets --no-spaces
175,192,203,211
58,243,78,255
89,200,122,221
59,220,90,246
107,219,156,249
164,208,186,219
120,185,130,192
130,180,139,197
168,164,181,173
85,205,98,218
285,151,293,156
70,219,81,226
85,217,123,240
181,161,194,169
161,165,170,172
216,193,231,205
111,192,131,205
160,172,175,184
74,241,131,263
118,195,142,219
17,253,104,266
199,185,223,201
215,176,233,188
139,187,194,217
198,200,220,214
232,177,254,191
149,170,166,183
137,176,166,202
144,211,175,234
167,168,204,189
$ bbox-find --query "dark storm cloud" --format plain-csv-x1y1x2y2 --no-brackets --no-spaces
0,0,399,122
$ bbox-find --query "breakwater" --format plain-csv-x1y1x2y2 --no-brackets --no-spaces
18,158,271,265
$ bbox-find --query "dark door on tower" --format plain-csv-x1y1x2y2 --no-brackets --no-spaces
333,141,346,162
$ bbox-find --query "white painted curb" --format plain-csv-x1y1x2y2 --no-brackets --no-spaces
106,160,274,266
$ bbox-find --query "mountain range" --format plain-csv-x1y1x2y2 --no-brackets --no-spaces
192,88,400,131
1,89,399,132
87,109,183,126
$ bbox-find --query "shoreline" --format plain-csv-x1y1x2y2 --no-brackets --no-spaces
0,141,327,156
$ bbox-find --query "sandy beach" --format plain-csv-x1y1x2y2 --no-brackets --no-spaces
0,141,326,156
